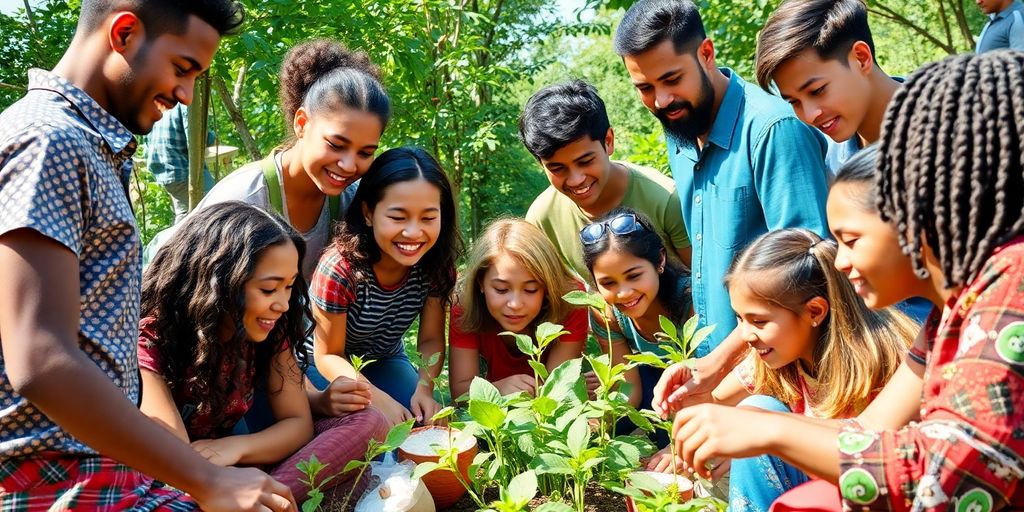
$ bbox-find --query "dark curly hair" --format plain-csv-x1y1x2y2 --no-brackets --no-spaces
875,51,1024,288
278,39,390,138
331,147,463,305
141,202,313,427
581,207,691,324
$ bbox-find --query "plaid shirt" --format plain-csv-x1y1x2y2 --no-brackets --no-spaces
837,237,1024,510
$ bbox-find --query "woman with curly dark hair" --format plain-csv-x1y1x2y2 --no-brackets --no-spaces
310,147,464,427
138,202,386,501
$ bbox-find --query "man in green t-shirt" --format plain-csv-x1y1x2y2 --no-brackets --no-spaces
519,80,690,280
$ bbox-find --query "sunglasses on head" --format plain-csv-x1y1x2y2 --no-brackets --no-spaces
580,213,650,245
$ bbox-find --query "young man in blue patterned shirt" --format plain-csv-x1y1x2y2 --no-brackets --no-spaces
0,1,294,510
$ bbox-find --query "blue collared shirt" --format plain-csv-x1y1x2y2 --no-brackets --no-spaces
977,0,1024,53
667,69,830,354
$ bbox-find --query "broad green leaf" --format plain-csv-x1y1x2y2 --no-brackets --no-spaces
566,416,589,458
533,453,574,475
659,315,678,343
535,322,568,346
342,459,365,473
469,400,507,430
587,354,611,386
300,492,322,512
561,290,606,310
682,315,699,341
411,461,441,480
625,409,655,433
539,357,582,402
502,331,536,357
604,438,642,472
579,456,606,472
507,470,538,503
469,376,503,404
527,360,549,380
531,395,558,417
625,352,670,368
383,420,414,451
431,406,455,423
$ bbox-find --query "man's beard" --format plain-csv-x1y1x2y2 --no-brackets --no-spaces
656,65,715,144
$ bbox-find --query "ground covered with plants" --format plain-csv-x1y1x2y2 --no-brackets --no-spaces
310,291,726,512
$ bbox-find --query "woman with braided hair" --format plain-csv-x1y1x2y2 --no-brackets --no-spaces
668,50,1024,510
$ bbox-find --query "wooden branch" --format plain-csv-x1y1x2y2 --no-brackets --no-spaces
868,2,956,53
952,0,975,49
188,73,211,210
0,82,26,91
936,0,955,49
232,63,247,107
212,74,261,161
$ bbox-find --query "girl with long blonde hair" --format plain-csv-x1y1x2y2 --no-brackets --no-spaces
448,219,586,399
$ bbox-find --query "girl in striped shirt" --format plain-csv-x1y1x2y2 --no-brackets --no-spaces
309,147,463,427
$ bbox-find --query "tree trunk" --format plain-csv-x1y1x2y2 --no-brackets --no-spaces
187,73,211,211
212,74,261,161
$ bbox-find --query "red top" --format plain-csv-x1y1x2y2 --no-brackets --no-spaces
449,305,587,382
137,316,255,440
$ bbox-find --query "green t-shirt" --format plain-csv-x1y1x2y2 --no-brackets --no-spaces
526,161,690,281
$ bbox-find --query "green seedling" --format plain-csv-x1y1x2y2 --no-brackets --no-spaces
626,315,715,370
333,419,415,511
500,321,569,393
296,454,336,512
411,420,486,508
349,354,377,374
607,471,727,512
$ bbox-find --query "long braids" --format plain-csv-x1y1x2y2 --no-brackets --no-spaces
876,51,1024,288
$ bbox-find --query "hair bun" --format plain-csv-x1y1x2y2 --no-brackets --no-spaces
279,39,381,126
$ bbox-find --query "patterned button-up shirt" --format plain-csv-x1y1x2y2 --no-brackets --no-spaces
837,237,1024,510
0,69,141,458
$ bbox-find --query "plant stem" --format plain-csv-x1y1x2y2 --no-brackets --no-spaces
339,464,369,511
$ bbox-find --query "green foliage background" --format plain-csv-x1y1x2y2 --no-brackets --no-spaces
0,0,986,244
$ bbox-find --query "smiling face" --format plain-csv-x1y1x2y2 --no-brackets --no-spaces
827,181,925,309
622,39,716,141
480,253,546,333
773,47,872,143
539,132,615,210
364,178,442,269
294,106,383,196
109,13,221,134
591,246,663,321
242,242,299,343
729,276,819,369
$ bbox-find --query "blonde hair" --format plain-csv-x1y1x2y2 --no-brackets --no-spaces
458,219,577,333
724,228,918,418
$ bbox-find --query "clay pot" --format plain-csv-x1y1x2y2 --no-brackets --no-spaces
624,471,694,512
397,426,478,509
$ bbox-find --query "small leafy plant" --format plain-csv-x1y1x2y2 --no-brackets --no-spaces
296,454,336,512
333,419,415,511
608,471,727,512
626,315,715,371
